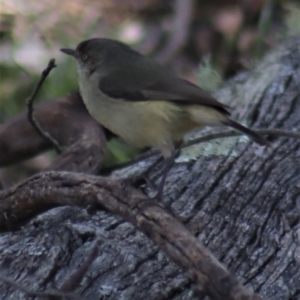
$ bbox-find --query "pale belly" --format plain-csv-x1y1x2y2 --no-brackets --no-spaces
79,81,181,150
78,72,224,156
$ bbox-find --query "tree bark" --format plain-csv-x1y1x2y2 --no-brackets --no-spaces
0,91,108,174
0,38,300,300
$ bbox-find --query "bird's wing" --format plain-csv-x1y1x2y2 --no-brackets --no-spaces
99,74,230,115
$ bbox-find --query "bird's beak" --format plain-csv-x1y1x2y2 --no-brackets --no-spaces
60,48,76,56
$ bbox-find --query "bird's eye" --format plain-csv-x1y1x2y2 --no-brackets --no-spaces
82,54,88,61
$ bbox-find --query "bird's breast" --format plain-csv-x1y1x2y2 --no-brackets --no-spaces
78,75,184,149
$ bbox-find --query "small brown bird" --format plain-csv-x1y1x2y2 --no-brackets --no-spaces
61,38,269,197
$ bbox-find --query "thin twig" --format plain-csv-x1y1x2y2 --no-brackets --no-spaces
184,128,300,148
26,59,62,154
102,128,300,174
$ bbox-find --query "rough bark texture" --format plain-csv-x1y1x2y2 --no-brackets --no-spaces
0,39,300,299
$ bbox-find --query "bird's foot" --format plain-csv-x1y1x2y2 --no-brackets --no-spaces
122,173,156,192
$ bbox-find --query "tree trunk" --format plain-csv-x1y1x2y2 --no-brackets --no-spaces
0,38,300,300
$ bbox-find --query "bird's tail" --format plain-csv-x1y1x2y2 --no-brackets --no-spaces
223,119,271,146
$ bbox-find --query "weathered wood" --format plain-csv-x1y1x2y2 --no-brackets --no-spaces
0,92,107,174
0,38,300,299
0,172,262,300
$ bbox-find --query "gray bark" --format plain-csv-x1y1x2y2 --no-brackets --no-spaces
1,38,300,300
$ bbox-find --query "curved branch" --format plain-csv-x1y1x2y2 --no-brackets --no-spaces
0,171,263,300
25,58,62,154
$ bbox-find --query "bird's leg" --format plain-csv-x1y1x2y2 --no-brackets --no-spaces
128,142,182,198
141,155,165,189
128,155,164,189
154,149,180,200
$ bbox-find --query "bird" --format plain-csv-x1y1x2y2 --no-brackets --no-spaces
61,38,270,198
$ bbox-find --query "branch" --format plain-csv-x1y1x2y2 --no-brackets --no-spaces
102,128,300,174
26,59,62,154
0,92,108,174
0,171,263,300
184,128,300,147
